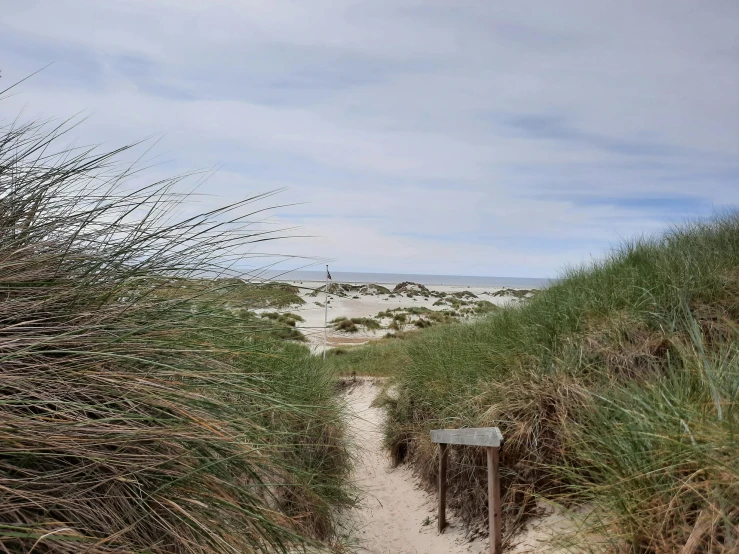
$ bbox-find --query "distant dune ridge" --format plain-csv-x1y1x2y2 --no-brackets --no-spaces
261,269,550,288
280,278,525,351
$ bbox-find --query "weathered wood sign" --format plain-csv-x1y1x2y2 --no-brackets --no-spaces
430,427,503,447
430,426,503,554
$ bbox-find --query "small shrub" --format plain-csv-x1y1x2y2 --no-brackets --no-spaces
336,319,359,333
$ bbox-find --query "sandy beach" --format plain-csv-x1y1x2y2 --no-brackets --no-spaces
275,280,534,351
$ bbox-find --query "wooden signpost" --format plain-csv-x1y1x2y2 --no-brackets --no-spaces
430,427,504,554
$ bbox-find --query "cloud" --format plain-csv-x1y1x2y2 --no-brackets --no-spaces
1,0,737,277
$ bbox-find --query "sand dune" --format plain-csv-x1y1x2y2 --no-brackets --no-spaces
283,280,529,351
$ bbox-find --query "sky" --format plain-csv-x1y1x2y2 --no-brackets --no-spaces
2,0,738,278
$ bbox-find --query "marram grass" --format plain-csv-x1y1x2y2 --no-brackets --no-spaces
332,213,739,553
0,116,351,552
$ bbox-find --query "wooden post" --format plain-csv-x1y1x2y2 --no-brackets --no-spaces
487,446,502,554
430,428,503,549
438,443,448,533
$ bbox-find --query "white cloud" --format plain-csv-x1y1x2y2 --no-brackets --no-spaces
1,0,737,277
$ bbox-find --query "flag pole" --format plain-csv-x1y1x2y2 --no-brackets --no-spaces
323,265,329,360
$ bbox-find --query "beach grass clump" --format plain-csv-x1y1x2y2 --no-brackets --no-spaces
335,319,359,332
377,307,463,330
490,287,538,299
324,338,412,377
450,290,478,299
159,279,306,309
433,297,471,309
309,282,352,297
268,323,307,341
351,317,382,330
261,310,305,327
347,215,739,551
359,283,392,295
238,281,306,308
560,339,738,552
331,316,381,333
331,317,358,333
0,116,351,552
473,300,498,314
393,282,431,296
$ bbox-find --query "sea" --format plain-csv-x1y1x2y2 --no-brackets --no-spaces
261,270,551,289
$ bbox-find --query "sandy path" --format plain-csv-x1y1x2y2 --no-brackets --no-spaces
342,381,487,554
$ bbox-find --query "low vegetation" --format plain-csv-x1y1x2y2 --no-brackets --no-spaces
377,302,497,332
393,281,431,296
449,290,478,299
331,316,382,333
159,278,306,310
325,336,413,377
488,287,538,299
255,311,307,341
0,115,351,552
310,282,390,297
359,283,392,295
239,281,306,308
331,214,739,553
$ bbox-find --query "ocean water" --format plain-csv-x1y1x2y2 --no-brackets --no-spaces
262,270,551,289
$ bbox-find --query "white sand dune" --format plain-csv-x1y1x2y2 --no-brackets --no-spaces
286,281,522,351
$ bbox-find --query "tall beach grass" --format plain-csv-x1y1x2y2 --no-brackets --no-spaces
0,115,351,552
334,214,739,552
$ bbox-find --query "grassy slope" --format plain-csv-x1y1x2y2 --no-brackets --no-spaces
330,215,739,553
325,335,413,377
0,117,350,552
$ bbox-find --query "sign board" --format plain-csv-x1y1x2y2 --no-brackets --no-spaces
430,427,503,448
430,426,504,554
